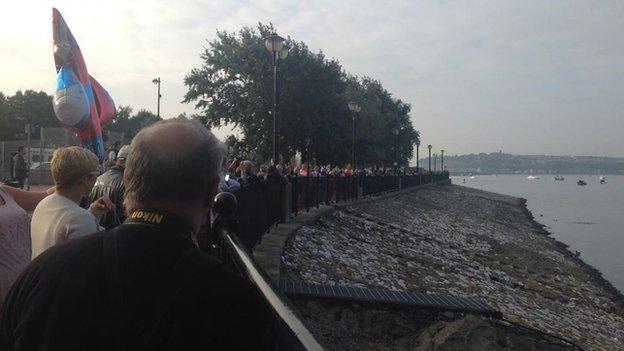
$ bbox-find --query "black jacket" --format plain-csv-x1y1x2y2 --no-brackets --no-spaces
12,154,27,179
0,212,271,350
86,166,126,229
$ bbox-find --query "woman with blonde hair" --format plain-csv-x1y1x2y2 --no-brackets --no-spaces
30,147,114,259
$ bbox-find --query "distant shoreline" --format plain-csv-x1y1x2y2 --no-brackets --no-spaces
433,152,624,176
450,172,624,176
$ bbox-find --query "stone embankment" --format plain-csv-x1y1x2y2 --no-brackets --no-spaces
281,184,624,350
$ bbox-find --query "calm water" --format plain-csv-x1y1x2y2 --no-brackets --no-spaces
451,174,624,293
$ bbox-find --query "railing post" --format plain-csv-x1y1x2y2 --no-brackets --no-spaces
358,177,363,199
291,176,299,217
282,181,292,223
211,192,326,350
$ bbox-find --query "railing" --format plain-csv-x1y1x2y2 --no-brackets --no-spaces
206,173,448,350
230,172,449,250
210,192,325,351
209,173,584,351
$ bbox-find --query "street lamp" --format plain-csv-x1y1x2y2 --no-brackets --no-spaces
428,144,432,173
441,149,445,172
392,127,399,175
264,33,289,164
348,102,361,169
152,77,161,118
416,140,420,172
433,153,437,172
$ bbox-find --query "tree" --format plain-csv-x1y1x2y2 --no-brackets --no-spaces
341,76,419,167
184,23,420,167
0,90,59,140
104,106,160,139
131,110,161,136
184,23,352,164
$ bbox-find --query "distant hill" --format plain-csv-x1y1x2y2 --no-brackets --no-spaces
423,152,624,175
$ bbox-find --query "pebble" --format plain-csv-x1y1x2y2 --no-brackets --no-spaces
282,185,624,351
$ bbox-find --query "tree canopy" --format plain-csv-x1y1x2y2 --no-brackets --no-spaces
104,106,161,139
184,23,419,166
0,91,161,143
0,90,59,140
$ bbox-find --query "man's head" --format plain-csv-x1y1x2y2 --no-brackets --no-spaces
17,146,26,155
51,146,100,196
124,120,225,229
241,160,254,175
115,145,130,168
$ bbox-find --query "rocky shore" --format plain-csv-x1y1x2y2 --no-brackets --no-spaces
281,184,624,350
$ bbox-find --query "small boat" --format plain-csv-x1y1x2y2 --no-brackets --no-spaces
599,175,606,184
527,175,540,180
577,180,587,186
469,175,476,179
554,175,564,181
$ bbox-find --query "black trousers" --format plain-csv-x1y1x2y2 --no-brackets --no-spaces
15,175,27,189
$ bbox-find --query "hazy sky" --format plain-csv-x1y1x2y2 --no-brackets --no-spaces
1,0,623,158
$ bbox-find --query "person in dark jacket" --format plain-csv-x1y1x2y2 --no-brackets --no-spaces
239,160,260,185
12,146,28,189
85,145,129,229
0,120,272,350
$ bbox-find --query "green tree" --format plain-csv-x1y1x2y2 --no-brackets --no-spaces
0,90,59,140
184,23,352,164
343,76,419,167
184,24,420,167
131,109,161,136
104,106,161,139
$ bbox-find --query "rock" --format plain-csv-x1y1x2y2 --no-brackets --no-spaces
282,184,624,351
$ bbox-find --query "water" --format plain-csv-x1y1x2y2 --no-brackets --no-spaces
451,174,624,293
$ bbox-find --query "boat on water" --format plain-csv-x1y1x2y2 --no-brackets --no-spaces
527,175,540,180
554,175,565,181
599,175,606,184
577,180,587,186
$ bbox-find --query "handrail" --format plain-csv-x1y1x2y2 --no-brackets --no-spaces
212,192,325,351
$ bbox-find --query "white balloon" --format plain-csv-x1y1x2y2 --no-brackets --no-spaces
53,83,89,127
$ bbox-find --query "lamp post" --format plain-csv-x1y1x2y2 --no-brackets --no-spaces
348,102,360,169
441,149,445,172
152,77,161,118
24,123,34,190
433,153,437,172
427,145,432,173
416,141,420,173
264,33,289,164
392,127,399,175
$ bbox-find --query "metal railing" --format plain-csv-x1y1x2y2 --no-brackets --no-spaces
230,172,450,250
210,192,325,351
206,173,449,350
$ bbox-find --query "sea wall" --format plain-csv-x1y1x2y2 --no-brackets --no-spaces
282,184,624,350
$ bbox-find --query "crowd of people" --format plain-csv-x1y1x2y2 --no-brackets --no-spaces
222,156,424,186
0,120,273,350
0,118,440,349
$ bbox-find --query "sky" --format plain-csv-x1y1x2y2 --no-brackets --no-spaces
1,0,623,158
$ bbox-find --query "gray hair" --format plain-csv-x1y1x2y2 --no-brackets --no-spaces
124,119,225,212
